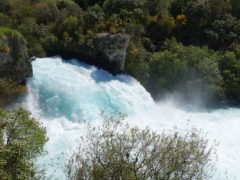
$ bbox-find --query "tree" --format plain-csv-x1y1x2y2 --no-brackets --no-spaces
83,4,105,31
146,0,173,16
103,0,146,18
33,2,58,24
146,15,175,48
206,14,240,50
62,16,79,35
147,39,223,104
66,117,216,180
231,0,240,18
206,0,232,20
219,52,240,102
0,108,48,179
125,41,150,84
17,17,47,57
148,49,187,96
171,0,207,44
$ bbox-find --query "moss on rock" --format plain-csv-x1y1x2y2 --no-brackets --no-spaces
0,27,32,83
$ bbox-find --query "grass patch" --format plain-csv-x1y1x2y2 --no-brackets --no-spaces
0,26,24,40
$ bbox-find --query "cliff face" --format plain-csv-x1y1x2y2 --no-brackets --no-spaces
0,28,32,83
47,33,131,75
95,33,131,74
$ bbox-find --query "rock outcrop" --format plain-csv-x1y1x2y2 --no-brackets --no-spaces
0,28,32,83
95,33,130,74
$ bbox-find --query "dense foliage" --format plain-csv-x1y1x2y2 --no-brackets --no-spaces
0,108,48,179
147,39,224,104
0,80,27,107
1,0,240,104
66,117,216,179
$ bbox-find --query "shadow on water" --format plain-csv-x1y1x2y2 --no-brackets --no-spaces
66,57,134,84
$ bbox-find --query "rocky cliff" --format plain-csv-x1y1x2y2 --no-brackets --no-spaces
47,33,131,75
0,27,32,83
95,33,131,74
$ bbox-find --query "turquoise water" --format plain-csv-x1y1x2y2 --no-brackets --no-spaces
23,57,240,179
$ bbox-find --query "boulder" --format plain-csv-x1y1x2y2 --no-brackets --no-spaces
95,33,130,74
0,28,32,83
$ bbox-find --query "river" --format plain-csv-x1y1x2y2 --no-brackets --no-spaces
21,57,240,179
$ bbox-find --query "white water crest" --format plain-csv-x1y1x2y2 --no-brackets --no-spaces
22,57,240,179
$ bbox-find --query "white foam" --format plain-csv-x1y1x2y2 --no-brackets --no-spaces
22,57,240,179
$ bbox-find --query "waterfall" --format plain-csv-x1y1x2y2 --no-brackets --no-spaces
22,57,240,179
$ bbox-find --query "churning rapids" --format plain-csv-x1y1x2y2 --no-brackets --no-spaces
20,57,240,179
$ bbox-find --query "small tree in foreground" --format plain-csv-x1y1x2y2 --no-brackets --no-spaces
0,108,48,179
66,116,216,180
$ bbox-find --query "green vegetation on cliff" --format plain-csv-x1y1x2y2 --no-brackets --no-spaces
1,0,240,104
0,27,31,106
0,80,27,107
0,27,23,39
0,27,24,54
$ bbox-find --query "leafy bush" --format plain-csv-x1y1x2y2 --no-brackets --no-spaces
33,2,58,24
0,108,48,179
147,39,223,103
206,14,240,50
171,0,206,44
148,49,187,95
125,41,150,84
0,80,27,107
0,27,24,40
219,52,240,102
66,117,216,180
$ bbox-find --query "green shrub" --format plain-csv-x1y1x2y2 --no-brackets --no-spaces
66,117,216,180
33,1,59,24
0,79,27,107
125,41,150,84
147,39,223,102
206,14,240,50
0,108,48,179
219,52,240,102
0,27,24,40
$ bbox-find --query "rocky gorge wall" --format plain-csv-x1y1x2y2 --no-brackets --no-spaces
0,28,32,83
47,33,131,75
0,26,131,85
